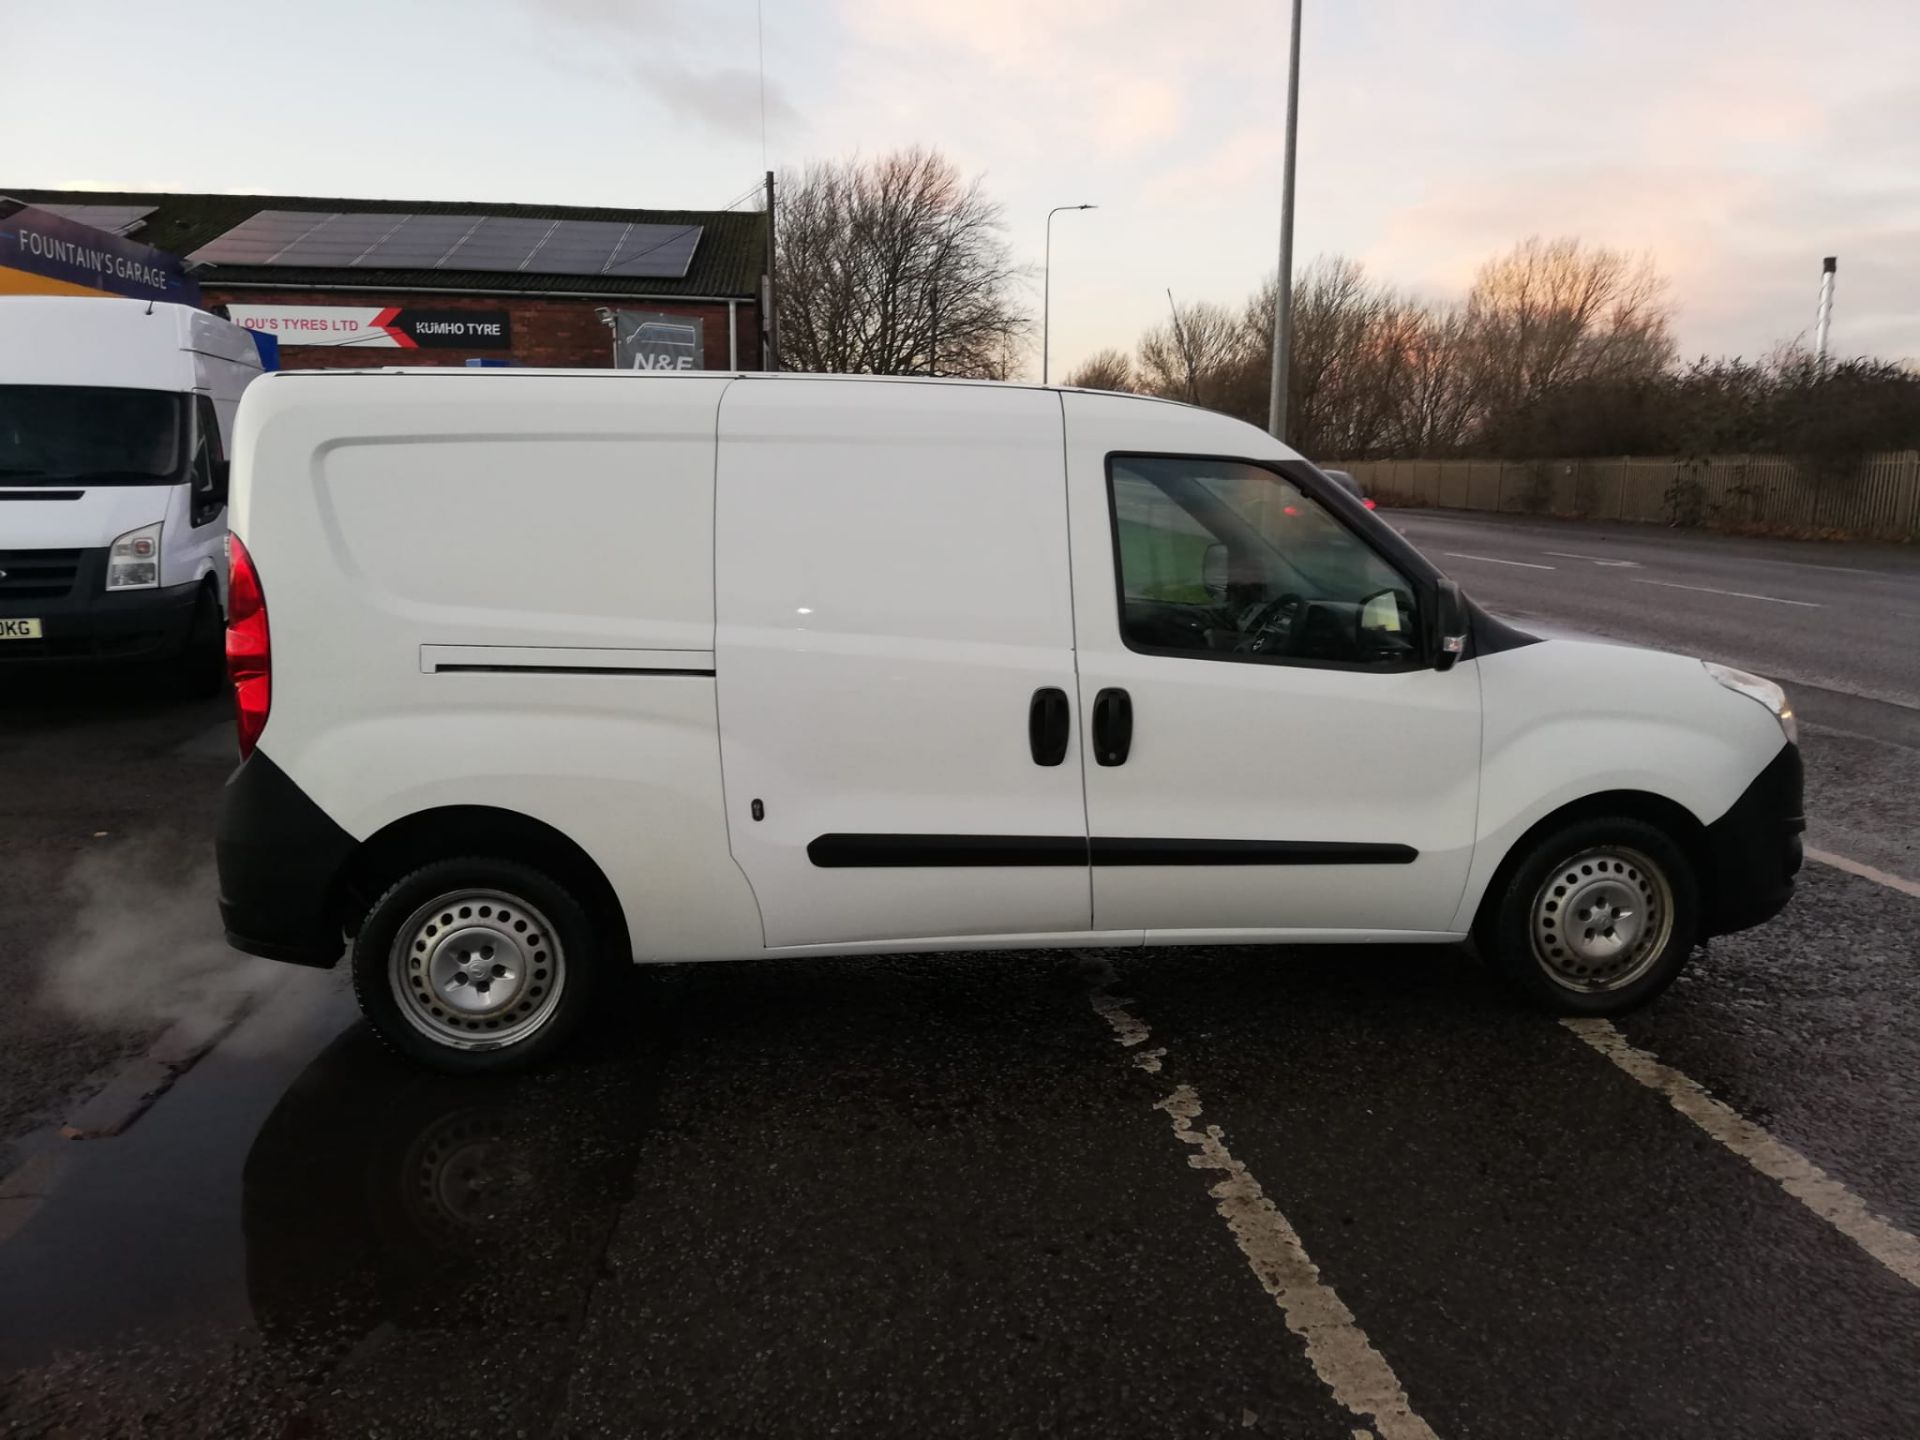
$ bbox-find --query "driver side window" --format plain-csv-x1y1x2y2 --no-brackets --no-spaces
1109,456,1420,669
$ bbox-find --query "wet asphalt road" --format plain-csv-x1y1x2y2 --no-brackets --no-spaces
2,512,1918,1438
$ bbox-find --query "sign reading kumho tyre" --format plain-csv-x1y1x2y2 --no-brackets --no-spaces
225,305,511,349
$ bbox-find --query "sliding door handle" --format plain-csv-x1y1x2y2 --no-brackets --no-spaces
1028,687,1070,766
1092,687,1133,766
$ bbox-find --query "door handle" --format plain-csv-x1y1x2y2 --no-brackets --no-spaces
1029,687,1070,766
1093,687,1133,766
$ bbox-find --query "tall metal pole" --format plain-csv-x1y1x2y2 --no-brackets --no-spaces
1042,203,1095,384
1266,0,1304,440
764,169,780,370
1814,256,1837,367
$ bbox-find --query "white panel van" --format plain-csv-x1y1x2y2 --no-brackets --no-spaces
216,370,1803,1071
0,297,263,688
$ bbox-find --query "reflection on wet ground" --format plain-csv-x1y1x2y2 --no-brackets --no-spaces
242,1018,666,1350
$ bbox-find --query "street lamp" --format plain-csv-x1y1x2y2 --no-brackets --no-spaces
1042,204,1097,385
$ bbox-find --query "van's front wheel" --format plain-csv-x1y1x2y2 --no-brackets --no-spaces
1480,817,1700,1015
351,858,600,1072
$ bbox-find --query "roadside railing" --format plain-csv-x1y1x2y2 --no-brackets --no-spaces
1323,452,1920,541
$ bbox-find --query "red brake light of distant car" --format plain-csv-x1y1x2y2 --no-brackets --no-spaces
227,535,271,760
1363,497,1377,510
1283,505,1300,516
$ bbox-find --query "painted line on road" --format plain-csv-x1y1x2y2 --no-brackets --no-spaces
1086,962,1439,1440
1806,847,1920,900
1443,552,1555,570
1630,577,1821,608
1544,552,1642,568
1563,1019,1920,1291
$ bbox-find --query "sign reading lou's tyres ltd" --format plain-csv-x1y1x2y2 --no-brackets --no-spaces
224,305,512,349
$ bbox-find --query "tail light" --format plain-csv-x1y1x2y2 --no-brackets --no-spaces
227,535,271,759
1363,497,1377,510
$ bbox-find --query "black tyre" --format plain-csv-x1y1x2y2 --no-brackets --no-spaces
1478,816,1700,1015
350,856,601,1072
180,583,228,698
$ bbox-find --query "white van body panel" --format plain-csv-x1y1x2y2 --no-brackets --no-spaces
0,485,176,551
1448,639,1788,931
1060,391,1485,935
713,376,1088,946
230,370,763,962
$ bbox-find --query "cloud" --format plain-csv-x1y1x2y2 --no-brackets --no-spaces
514,0,797,144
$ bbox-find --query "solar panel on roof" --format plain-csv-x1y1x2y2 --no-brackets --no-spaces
188,208,703,279
37,203,156,237
605,222,703,279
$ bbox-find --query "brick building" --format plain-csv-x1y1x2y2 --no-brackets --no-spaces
5,188,771,372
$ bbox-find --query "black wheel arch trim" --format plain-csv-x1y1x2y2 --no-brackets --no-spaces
217,750,358,968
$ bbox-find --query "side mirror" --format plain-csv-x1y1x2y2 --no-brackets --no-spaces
1433,578,1469,671
1201,543,1229,602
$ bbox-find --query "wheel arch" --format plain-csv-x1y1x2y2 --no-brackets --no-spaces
1467,789,1711,944
341,805,633,965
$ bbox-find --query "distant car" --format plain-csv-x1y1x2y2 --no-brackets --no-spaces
1320,468,1376,510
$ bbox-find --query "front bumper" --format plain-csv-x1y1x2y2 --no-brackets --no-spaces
216,751,358,968
0,547,201,662
1701,741,1804,938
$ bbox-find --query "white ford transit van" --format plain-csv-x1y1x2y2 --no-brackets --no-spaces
216,370,1802,1071
0,297,263,689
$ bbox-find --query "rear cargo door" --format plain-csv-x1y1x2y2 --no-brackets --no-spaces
714,379,1091,948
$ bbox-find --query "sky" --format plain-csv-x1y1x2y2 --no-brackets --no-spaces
4,0,1916,377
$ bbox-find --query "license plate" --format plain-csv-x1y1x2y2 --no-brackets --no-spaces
0,618,43,640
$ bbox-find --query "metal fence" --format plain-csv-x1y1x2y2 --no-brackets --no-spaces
1325,452,1920,541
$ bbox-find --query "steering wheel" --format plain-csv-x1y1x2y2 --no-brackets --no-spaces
1236,592,1304,655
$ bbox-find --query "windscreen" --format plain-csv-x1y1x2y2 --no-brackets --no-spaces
0,386,188,487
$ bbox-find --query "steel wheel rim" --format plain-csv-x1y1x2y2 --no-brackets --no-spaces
389,888,565,1050
1529,846,1674,993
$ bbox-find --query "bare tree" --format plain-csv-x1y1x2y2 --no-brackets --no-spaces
775,147,1030,377
1463,236,1674,423
1136,300,1251,409
1063,347,1137,392
1241,258,1427,458
1391,305,1480,456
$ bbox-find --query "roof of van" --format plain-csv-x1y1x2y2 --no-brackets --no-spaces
2,187,768,301
0,296,261,388
254,367,1198,405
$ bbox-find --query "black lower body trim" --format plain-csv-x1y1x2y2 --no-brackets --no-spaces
1092,837,1416,865
806,834,1417,868
808,834,1087,867
1701,741,1804,938
217,751,358,968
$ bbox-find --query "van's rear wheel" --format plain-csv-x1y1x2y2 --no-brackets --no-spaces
1479,816,1700,1015
351,857,599,1072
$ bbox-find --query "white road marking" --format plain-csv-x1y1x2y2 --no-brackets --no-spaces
1562,1019,1920,1291
1086,965,1439,1440
1443,552,1555,570
1543,552,1641,568
1629,577,1821,607
1807,847,1920,900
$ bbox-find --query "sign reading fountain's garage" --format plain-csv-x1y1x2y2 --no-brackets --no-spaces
225,305,512,349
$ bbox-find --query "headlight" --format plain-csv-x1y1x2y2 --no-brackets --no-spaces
1704,661,1796,744
106,522,163,591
